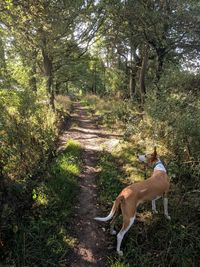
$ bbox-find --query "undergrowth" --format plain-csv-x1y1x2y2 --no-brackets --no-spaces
2,139,83,266
84,94,200,267
0,90,72,181
97,148,199,267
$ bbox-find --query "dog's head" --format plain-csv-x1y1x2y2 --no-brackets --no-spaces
138,147,158,165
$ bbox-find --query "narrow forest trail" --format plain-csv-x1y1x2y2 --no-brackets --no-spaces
58,102,122,267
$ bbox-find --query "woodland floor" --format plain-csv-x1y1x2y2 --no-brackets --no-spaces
58,102,122,267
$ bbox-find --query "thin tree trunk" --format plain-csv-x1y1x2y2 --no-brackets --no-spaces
156,53,164,82
129,68,136,100
139,45,149,107
155,47,166,82
29,51,37,92
93,63,97,94
0,36,10,87
66,81,69,94
41,34,55,110
55,80,60,95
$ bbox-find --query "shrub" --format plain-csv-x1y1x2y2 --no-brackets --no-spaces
0,89,58,180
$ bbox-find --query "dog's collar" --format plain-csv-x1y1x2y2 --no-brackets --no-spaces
153,160,162,168
153,160,167,173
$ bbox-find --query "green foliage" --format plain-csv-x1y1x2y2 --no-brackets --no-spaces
84,91,199,265
3,139,83,266
142,71,200,181
97,151,125,205
0,89,57,180
83,84,200,184
105,68,126,94
82,94,140,130
97,147,200,267
0,0,200,265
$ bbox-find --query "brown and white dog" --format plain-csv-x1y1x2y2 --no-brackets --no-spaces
94,147,170,256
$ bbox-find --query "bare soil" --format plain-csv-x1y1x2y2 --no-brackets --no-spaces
58,102,122,267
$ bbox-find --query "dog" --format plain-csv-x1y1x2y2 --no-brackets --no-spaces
94,147,170,256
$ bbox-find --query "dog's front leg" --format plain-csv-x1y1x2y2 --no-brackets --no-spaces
163,197,171,220
152,199,158,214
117,216,135,256
152,196,161,214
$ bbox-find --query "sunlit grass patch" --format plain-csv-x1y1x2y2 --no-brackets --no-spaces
81,94,135,131
55,95,72,113
97,150,128,213
63,233,77,248
32,186,49,206
112,141,146,182
64,138,83,156
6,139,83,266
108,258,130,267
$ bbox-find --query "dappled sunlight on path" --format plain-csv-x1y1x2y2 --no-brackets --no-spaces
60,102,122,267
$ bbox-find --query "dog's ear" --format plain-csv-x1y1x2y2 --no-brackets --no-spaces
153,146,157,159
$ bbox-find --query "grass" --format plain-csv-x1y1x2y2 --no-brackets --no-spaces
81,94,139,132
3,139,83,267
82,94,200,267
55,95,72,114
97,147,200,267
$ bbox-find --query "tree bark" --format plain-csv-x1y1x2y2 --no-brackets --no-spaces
0,36,10,87
29,51,37,92
139,45,149,107
129,68,136,100
41,34,55,110
156,50,165,82
93,63,97,94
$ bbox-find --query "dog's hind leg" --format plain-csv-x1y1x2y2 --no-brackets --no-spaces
116,201,136,256
116,216,135,256
163,194,171,220
110,212,118,235
110,209,119,235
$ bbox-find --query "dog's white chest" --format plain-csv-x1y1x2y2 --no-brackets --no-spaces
154,163,166,172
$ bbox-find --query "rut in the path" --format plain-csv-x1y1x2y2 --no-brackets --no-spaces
58,102,121,267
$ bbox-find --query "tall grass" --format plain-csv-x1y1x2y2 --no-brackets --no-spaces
2,139,83,266
84,94,200,267
97,147,199,267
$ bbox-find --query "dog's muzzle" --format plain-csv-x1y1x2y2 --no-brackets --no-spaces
138,155,147,163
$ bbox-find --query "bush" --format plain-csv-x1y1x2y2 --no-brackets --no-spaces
82,94,140,130
2,139,83,266
142,77,200,183
0,89,58,180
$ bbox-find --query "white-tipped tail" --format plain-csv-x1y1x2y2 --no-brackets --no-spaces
94,195,124,222
94,208,115,222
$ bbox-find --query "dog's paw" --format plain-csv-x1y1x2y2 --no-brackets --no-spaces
152,210,158,214
117,250,123,257
110,230,117,235
165,215,171,220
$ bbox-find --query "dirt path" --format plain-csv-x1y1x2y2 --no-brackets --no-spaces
59,102,121,267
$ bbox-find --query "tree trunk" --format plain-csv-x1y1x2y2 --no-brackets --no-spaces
93,63,97,94
156,54,164,82
66,81,69,94
156,48,166,82
139,45,149,107
55,80,60,95
0,36,10,87
129,68,136,100
40,30,55,110
29,50,37,92
42,44,55,110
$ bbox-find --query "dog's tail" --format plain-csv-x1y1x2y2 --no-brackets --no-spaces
94,195,124,222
